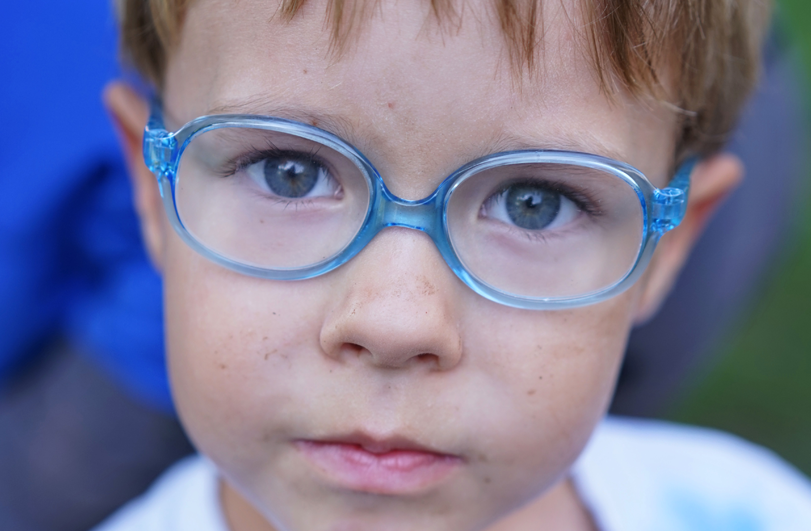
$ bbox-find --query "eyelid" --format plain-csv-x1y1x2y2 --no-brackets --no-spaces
493,178,601,216
221,145,327,178
216,148,278,178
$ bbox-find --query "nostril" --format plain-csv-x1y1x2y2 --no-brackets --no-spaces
346,343,365,356
413,353,440,367
327,342,365,362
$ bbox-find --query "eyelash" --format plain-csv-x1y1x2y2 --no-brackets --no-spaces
216,142,328,179
489,178,603,217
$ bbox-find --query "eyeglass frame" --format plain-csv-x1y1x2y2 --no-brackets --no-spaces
143,101,695,310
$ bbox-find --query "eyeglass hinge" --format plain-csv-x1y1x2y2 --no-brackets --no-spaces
144,130,178,178
651,187,686,233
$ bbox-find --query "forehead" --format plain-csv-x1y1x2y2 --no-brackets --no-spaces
165,0,676,192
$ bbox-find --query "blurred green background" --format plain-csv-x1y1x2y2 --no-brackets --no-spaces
667,0,811,476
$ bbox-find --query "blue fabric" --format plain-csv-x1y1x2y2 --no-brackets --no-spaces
0,1,172,412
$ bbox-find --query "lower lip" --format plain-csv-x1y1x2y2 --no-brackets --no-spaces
296,441,462,494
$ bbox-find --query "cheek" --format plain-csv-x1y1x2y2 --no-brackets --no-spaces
457,292,635,496
162,233,327,457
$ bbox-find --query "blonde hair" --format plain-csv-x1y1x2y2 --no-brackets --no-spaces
117,0,771,160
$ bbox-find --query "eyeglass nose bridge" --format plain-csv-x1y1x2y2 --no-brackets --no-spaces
342,180,467,294
369,184,447,242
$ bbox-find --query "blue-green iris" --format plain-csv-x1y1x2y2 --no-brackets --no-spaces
505,184,561,230
264,155,321,198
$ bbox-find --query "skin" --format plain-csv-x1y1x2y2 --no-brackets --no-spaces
106,0,744,529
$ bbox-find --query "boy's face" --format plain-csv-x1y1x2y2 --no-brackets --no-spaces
112,0,735,529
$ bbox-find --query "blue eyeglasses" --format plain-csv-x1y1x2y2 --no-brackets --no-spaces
144,103,693,310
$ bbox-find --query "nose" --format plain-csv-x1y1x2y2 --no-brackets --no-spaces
319,227,464,371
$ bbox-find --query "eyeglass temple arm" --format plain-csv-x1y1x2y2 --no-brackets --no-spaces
650,157,697,233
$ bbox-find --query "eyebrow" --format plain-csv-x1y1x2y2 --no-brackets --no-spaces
205,96,356,141
491,132,629,165
205,96,630,165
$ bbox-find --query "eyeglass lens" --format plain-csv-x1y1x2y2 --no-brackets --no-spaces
176,126,371,269
175,126,645,299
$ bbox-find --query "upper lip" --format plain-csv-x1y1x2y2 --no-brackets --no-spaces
303,431,456,456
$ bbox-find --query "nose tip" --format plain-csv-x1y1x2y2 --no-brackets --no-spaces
319,229,464,371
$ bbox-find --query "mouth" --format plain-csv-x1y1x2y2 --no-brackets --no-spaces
295,433,463,494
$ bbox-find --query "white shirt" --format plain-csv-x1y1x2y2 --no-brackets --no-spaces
93,417,811,531
571,417,811,530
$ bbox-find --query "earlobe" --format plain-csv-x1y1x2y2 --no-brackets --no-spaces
633,153,744,323
103,82,167,272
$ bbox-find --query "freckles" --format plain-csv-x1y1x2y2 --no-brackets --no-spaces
467,297,633,442
163,240,326,420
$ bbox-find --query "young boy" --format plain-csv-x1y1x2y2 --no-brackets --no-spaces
98,0,811,529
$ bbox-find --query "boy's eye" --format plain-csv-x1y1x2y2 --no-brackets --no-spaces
244,152,340,199
483,181,579,231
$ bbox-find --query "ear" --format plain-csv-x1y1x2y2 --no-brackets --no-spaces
633,153,744,323
103,82,167,272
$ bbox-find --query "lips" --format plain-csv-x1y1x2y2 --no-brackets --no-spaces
295,434,462,494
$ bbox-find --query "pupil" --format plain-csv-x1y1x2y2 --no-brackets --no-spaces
264,155,320,198
505,184,561,230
